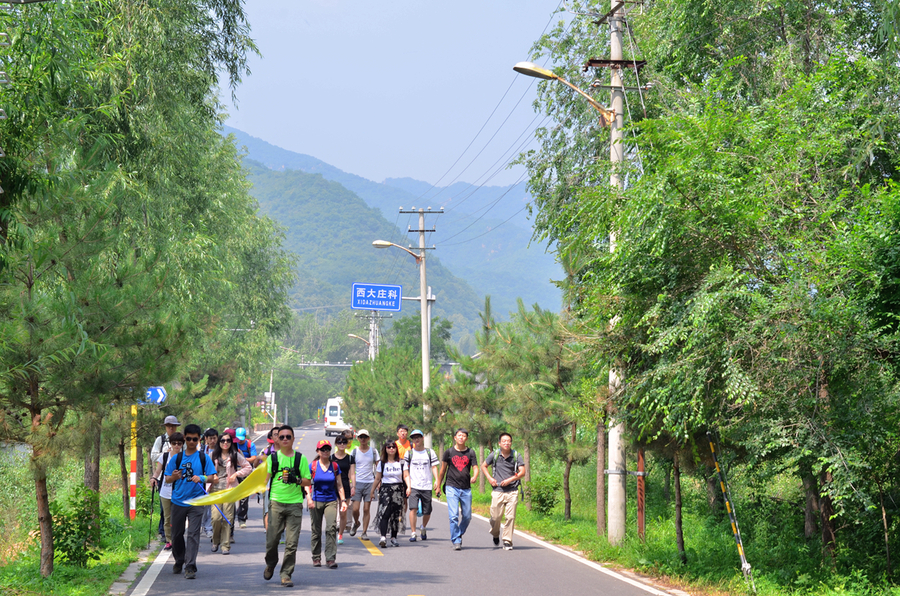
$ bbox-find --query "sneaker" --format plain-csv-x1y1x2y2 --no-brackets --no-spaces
230,536,235,543
184,568,196,580
337,534,343,545
282,577,294,587
312,558,321,567
493,536,500,546
264,566,274,581
453,543,462,551
379,537,387,548
326,560,338,569
222,548,230,555
503,541,513,550
420,527,427,540
239,521,247,529
163,542,172,551
409,534,417,542
350,520,360,536
391,538,399,547
361,532,368,541
211,544,218,553
173,562,183,574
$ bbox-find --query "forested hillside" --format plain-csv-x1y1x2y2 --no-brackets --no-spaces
242,159,484,343
225,126,561,317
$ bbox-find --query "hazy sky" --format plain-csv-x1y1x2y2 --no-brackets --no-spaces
224,1,570,187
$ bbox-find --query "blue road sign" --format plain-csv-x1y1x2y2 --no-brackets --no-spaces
351,283,402,312
142,386,167,405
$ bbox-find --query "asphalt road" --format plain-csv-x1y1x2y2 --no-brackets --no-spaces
126,422,667,596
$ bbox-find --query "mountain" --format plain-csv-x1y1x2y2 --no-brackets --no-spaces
225,126,561,318
243,160,484,342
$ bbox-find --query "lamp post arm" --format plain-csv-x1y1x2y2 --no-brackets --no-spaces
557,77,615,126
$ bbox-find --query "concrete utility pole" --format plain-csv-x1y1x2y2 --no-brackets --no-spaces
607,0,628,547
400,207,441,449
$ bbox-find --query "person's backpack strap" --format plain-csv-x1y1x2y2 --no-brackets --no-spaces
173,452,184,485
160,452,169,481
267,450,280,493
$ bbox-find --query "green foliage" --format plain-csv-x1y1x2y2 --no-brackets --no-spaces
527,472,562,515
51,488,101,567
388,315,453,361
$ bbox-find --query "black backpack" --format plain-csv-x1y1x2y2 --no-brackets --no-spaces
268,451,306,496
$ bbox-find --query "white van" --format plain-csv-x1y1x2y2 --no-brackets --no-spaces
324,396,352,437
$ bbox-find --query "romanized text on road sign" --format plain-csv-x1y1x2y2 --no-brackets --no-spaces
351,283,402,312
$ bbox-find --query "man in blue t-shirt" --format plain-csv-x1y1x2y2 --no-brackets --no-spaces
165,424,218,579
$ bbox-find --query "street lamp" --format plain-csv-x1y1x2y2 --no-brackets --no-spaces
513,61,615,127
373,238,433,448
347,333,376,361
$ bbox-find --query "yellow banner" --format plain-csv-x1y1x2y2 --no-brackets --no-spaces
186,463,269,506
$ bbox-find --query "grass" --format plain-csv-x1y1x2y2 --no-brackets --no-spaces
466,454,900,596
0,454,155,596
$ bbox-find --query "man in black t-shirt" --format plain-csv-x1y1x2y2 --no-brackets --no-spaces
438,428,479,550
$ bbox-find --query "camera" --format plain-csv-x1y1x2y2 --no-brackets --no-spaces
281,468,301,485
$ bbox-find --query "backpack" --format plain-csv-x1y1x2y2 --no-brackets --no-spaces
490,449,523,493
311,460,340,482
268,450,306,496
236,440,252,459
172,450,209,486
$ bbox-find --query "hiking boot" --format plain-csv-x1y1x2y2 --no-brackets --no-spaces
326,560,338,569
173,562,183,574
282,577,293,587
312,558,321,567
264,566,274,581
350,520,360,536
184,569,196,580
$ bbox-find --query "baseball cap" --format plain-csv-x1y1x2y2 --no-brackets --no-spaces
357,429,370,437
316,439,332,450
410,429,424,438
224,428,237,440
163,415,181,426
235,427,247,440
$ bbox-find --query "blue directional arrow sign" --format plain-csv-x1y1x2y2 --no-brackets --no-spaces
351,283,402,312
142,386,167,405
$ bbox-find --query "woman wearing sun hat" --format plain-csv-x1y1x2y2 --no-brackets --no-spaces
307,439,348,568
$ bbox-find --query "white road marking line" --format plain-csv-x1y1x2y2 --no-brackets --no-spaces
129,547,171,596
435,501,672,596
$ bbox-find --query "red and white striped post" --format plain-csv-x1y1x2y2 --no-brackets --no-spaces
129,404,137,520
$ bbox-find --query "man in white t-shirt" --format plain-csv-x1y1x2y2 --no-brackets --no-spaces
349,429,380,541
404,429,439,542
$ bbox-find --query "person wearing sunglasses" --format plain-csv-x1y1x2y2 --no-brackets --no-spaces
263,425,311,588
209,432,252,554
308,439,348,569
373,440,409,548
164,424,218,580
151,432,183,551
331,436,355,544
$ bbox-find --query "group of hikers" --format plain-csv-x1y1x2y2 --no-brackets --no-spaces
149,417,525,588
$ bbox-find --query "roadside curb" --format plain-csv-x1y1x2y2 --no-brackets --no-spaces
107,539,161,595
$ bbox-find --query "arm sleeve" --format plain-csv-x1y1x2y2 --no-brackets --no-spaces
236,453,252,478
441,449,451,464
484,452,495,466
151,437,163,462
164,455,177,476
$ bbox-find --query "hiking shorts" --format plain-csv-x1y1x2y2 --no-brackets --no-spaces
408,488,433,515
351,482,374,502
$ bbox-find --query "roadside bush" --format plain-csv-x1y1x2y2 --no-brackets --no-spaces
527,472,561,515
51,486,101,567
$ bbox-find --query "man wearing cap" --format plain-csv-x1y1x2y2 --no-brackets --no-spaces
349,429,380,540
151,415,181,541
404,429,439,542
233,427,258,528
264,425,311,588
438,428,479,550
